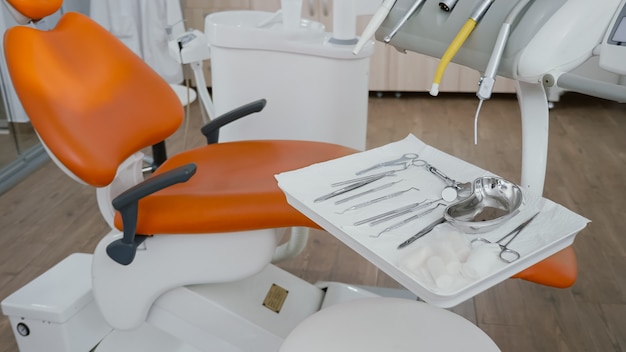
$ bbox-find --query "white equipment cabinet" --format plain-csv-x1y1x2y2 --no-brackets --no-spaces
205,10,374,150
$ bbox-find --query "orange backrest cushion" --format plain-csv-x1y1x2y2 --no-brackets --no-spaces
4,12,183,186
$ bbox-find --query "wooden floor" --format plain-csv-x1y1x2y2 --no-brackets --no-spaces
0,92,625,351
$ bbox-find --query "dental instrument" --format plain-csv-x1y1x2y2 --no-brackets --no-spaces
355,152,419,175
397,216,448,249
378,0,626,194
473,0,532,144
353,0,396,55
439,0,458,12
315,174,388,202
356,198,442,226
332,169,399,186
334,180,403,205
336,186,419,214
424,162,473,199
383,0,426,43
430,0,495,96
410,158,472,200
470,213,539,263
375,203,444,237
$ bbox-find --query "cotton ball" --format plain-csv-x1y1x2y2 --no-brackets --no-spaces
402,246,434,271
461,245,499,280
427,256,454,289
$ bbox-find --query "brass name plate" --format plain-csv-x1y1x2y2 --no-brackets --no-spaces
263,284,289,313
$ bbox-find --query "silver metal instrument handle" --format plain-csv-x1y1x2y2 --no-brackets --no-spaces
384,0,425,43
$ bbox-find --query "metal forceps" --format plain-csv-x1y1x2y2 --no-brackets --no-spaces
470,213,539,263
355,153,419,175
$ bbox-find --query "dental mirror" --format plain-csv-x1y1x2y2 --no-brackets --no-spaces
441,187,458,202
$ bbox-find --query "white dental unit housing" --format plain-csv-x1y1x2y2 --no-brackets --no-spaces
377,0,626,193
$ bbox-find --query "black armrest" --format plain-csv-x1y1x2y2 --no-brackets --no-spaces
106,163,197,265
200,99,267,144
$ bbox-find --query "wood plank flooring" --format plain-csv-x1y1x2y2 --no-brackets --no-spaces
0,92,624,351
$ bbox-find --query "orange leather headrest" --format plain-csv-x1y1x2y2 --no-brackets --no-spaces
6,0,62,21
4,13,184,186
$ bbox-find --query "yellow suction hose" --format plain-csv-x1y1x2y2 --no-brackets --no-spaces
430,0,494,96
430,19,477,96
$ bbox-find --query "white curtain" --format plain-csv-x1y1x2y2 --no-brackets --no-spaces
90,0,185,84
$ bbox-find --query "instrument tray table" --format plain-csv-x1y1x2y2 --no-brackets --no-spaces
276,134,588,307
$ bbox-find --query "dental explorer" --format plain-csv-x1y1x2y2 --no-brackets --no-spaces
354,198,441,226
375,203,444,237
397,216,447,249
334,180,403,205
336,186,419,214
314,174,388,202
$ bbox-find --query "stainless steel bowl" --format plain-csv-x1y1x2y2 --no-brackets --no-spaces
444,176,523,234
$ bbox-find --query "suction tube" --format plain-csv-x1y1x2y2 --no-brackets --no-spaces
430,0,494,96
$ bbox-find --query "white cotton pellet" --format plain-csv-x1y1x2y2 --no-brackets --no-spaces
427,256,454,289
461,245,499,280
448,232,471,261
432,242,457,263
446,260,462,275
402,246,434,271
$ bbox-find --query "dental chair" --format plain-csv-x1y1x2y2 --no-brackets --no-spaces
1,0,577,351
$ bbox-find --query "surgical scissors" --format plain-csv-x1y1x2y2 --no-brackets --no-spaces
355,153,419,175
470,213,539,263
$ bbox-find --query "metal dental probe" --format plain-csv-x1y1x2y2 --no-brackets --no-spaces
331,170,398,187
335,187,419,214
368,198,442,226
353,200,426,226
353,198,441,226
397,216,447,249
374,203,444,238
314,174,387,203
334,180,403,205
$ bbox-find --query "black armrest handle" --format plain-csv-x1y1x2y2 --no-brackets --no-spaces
107,163,197,265
200,99,267,144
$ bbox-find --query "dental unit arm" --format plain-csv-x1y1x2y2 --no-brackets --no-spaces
370,0,626,193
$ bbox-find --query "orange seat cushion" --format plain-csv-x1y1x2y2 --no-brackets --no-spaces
114,140,356,234
512,246,577,288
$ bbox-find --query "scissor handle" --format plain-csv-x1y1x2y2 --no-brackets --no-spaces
498,247,521,263
355,153,419,175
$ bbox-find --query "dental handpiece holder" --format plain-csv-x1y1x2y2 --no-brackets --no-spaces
375,0,625,195
377,0,625,88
